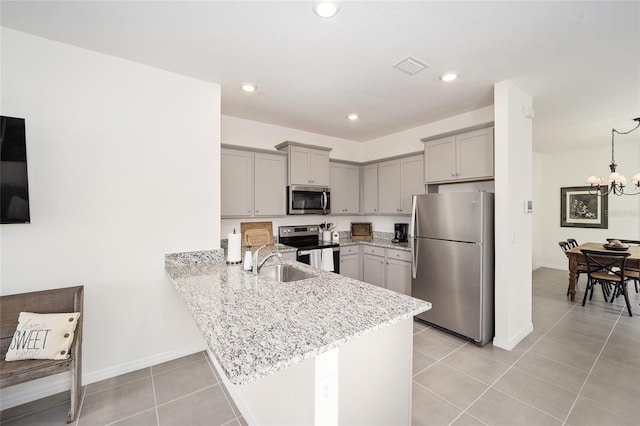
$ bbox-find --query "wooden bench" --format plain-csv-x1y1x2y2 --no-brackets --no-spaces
0,286,83,423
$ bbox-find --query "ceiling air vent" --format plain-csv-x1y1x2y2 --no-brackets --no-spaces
392,56,430,75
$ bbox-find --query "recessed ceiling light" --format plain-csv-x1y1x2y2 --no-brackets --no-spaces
347,113,359,121
439,72,458,82
241,83,257,92
313,2,339,18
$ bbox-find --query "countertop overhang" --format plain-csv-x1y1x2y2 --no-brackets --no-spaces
165,250,430,385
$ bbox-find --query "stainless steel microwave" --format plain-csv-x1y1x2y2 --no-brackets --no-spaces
287,185,331,215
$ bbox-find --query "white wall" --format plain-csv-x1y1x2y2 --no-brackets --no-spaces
361,106,494,162
222,115,361,161
535,143,640,271
0,28,220,407
493,80,533,350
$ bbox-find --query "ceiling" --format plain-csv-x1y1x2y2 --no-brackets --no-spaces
1,1,639,152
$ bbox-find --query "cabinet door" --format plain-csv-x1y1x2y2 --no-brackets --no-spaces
329,163,347,213
400,156,424,214
362,164,378,214
424,137,456,183
310,150,330,186
340,254,360,280
363,254,385,287
254,153,286,216
221,149,253,217
386,258,412,296
378,160,401,214
345,165,360,214
289,146,310,185
456,127,494,181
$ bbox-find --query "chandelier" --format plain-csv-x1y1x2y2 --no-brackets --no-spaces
586,117,640,196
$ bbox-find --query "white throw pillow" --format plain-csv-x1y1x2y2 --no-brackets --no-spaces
5,312,81,361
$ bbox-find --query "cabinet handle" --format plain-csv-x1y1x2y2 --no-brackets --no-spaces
248,210,252,213
256,210,259,213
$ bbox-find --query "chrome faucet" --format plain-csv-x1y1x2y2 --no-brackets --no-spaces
253,244,283,275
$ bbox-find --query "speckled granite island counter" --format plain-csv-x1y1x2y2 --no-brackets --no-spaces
166,249,430,425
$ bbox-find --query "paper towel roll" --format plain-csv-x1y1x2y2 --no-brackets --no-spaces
227,233,242,263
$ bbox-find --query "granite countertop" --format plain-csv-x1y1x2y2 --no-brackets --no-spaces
165,250,430,385
339,237,411,251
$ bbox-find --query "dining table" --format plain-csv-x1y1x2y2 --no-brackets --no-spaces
566,242,640,301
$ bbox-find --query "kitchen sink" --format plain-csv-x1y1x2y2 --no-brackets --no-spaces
260,264,316,282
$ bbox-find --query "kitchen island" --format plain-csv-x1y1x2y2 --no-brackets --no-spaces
165,249,430,425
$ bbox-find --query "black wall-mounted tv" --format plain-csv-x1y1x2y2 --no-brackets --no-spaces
1,116,31,224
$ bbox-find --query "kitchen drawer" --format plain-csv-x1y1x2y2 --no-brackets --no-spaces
363,245,385,257
386,248,411,262
340,245,360,256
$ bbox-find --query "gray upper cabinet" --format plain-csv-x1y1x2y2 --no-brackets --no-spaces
378,159,401,214
254,153,287,216
378,155,424,215
221,149,254,217
330,162,360,214
287,146,330,186
275,142,332,186
221,148,286,218
362,164,378,214
424,127,494,183
400,156,425,214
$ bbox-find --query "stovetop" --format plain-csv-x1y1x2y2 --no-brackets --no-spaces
278,225,339,250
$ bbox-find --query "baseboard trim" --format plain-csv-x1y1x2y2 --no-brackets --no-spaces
493,323,534,351
0,343,207,411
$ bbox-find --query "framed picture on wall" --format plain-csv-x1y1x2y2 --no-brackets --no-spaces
560,186,608,228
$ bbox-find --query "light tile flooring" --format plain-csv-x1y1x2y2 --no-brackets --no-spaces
2,267,639,425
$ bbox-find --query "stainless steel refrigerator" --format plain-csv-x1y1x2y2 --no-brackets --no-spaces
410,191,494,346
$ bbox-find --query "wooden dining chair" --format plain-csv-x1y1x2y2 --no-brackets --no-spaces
580,249,633,317
567,238,579,248
606,239,640,293
559,241,586,295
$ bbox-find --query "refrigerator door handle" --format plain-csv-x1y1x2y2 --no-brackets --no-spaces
410,195,417,238
411,237,418,279
410,195,418,279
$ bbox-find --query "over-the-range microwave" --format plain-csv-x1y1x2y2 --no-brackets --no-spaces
287,185,330,215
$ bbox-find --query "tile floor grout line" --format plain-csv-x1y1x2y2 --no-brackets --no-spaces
560,306,623,426
153,383,219,410
448,302,580,425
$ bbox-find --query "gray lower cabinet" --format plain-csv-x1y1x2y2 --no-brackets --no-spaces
385,249,412,296
358,246,412,296
362,245,386,288
340,245,361,280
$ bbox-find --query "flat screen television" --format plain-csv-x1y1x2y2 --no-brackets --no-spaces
1,116,31,224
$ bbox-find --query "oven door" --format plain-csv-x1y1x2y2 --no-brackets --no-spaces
297,248,340,274
288,186,330,215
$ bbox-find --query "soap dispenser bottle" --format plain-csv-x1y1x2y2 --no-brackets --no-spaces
243,246,253,271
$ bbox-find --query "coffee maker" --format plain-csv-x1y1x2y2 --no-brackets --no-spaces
392,223,408,243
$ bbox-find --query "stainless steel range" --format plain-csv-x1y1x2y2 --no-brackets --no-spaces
278,225,340,274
